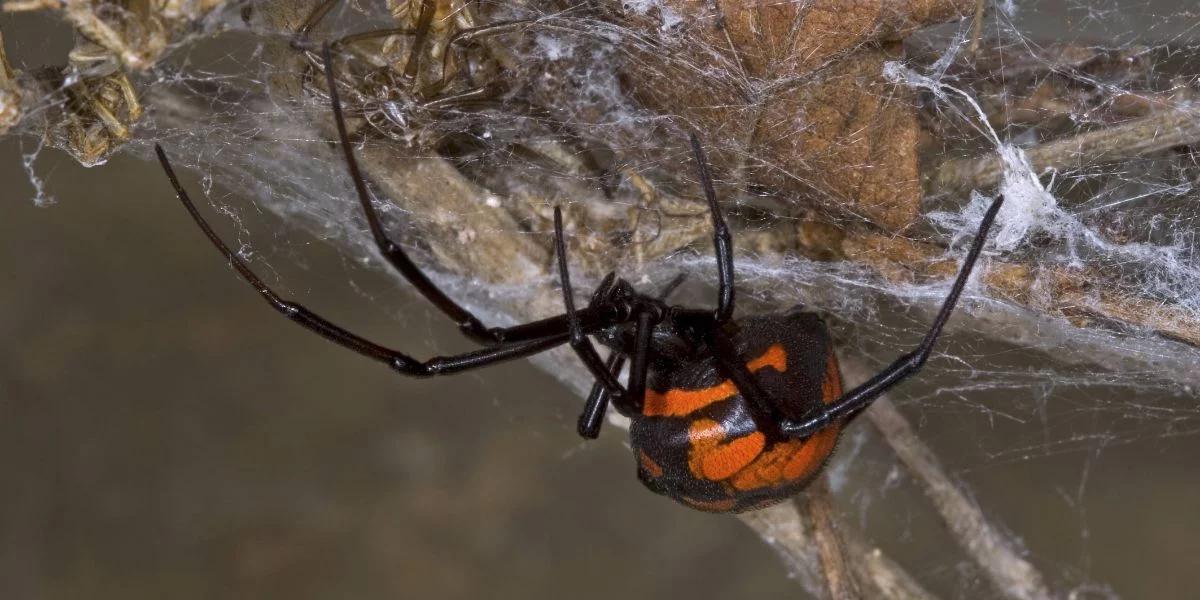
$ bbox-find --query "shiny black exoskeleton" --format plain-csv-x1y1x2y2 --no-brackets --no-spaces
157,43,1005,512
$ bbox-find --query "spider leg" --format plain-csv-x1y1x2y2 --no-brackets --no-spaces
689,134,735,324
623,273,689,408
402,0,437,80
294,0,340,46
781,195,1006,438
709,329,784,436
579,272,686,437
480,306,617,343
578,352,627,439
158,145,584,377
554,207,628,402
321,44,510,345
292,4,415,57
657,273,688,301
435,18,534,92
329,27,416,52
624,310,657,411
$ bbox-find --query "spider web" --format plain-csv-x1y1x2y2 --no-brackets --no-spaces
4,0,1200,597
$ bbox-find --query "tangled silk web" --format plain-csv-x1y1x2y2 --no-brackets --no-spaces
4,0,1200,596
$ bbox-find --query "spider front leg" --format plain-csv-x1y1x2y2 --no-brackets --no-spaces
578,352,626,439
321,44,508,345
578,274,684,438
157,144,585,378
554,207,629,409
781,194,1006,438
294,0,339,46
689,133,735,323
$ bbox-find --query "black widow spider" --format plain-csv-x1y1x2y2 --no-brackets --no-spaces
155,44,1004,512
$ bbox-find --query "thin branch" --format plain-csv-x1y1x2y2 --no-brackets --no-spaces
737,476,941,600
825,228,1200,364
929,108,1200,195
736,501,826,596
966,0,986,57
840,526,940,600
804,477,863,600
0,30,18,135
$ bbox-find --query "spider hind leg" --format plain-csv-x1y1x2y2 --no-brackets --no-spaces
780,194,1006,438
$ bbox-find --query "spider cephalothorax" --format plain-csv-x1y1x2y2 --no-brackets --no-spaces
156,42,1003,513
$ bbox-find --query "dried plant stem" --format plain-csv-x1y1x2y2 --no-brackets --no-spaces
929,108,1200,195
6,0,155,69
737,487,939,600
804,478,863,600
841,358,1054,600
840,527,939,600
0,30,18,134
829,228,1200,357
967,0,986,56
736,501,825,595
0,0,59,11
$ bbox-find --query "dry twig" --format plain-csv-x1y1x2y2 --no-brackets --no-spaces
840,526,940,600
0,30,18,134
798,222,1200,361
736,500,825,595
737,484,945,600
929,107,1200,195
804,477,863,600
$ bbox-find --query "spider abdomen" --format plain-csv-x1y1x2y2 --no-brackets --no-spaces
629,311,844,512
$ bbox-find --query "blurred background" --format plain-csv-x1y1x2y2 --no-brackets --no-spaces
3,4,1200,600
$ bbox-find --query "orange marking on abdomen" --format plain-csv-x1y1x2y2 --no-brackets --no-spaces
822,350,843,404
748,344,787,372
782,425,839,480
644,381,738,419
681,496,737,512
729,425,841,491
726,350,844,491
643,344,788,417
728,441,794,491
638,450,664,479
686,419,767,481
